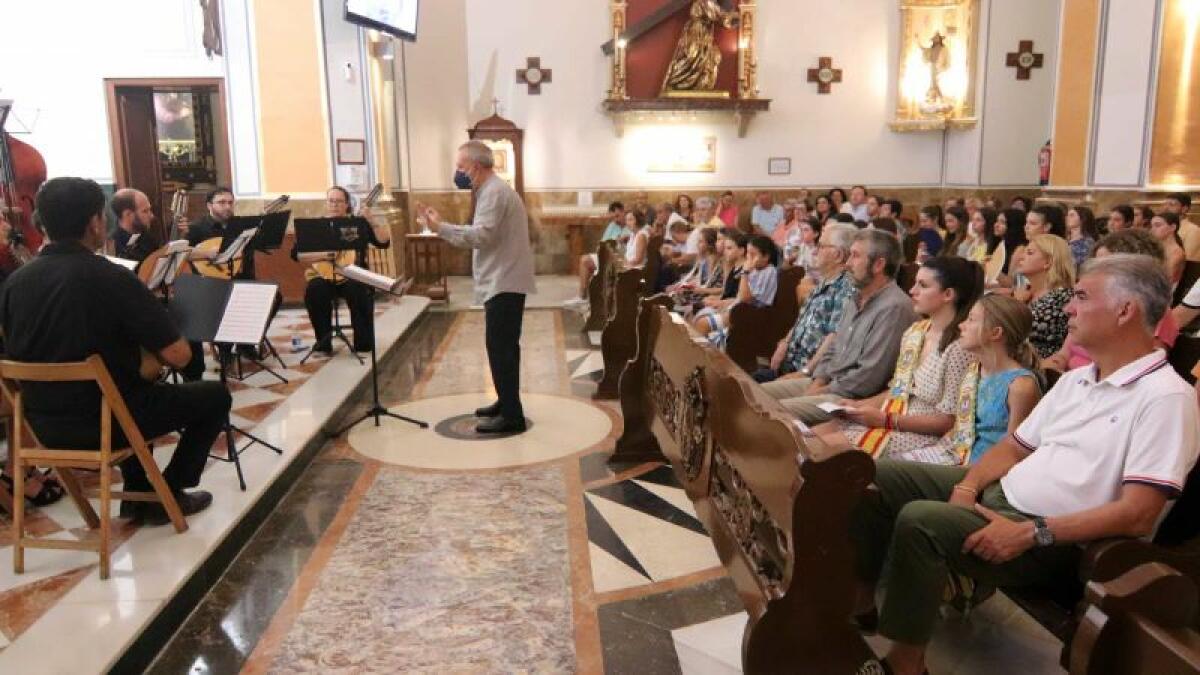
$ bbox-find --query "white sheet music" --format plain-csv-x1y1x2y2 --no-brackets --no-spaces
102,255,139,271
214,228,258,265
338,264,402,293
214,283,277,345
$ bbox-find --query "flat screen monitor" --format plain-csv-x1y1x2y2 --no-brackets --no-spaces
345,0,419,41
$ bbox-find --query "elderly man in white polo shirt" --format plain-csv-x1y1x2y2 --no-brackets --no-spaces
850,254,1200,675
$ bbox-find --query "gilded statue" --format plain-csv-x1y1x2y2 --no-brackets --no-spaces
662,0,738,95
921,32,950,109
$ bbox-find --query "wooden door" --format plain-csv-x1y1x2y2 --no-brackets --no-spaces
112,87,163,238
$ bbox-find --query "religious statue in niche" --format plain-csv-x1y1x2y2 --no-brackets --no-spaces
920,32,951,113
662,0,739,97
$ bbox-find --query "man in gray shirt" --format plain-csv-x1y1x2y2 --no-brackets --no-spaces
419,141,536,433
761,229,916,424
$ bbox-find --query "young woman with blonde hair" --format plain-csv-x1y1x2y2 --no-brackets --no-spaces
1015,234,1075,358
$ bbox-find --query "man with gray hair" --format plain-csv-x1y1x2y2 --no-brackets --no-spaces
756,222,858,383
850,254,1200,675
418,140,536,434
761,229,916,424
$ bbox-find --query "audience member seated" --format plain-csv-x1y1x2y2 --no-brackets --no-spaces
871,217,899,237
689,230,746,316
1150,211,1186,289
866,194,883,221
1046,229,1178,372
915,206,945,261
717,190,739,229
693,236,779,344
1014,234,1075,358
1066,206,1098,269
828,187,848,214
880,198,903,221
1107,204,1134,233
772,199,802,251
1164,192,1200,262
1133,205,1154,229
991,208,1029,282
0,178,231,525
844,185,871,222
630,191,655,227
810,257,982,460
619,209,651,269
940,206,968,259
960,207,992,263
751,191,785,237
760,230,917,424
814,194,834,226
672,194,693,223
783,217,818,275
1026,204,1066,239
850,254,1199,675
756,222,857,384
667,227,723,311
568,201,625,307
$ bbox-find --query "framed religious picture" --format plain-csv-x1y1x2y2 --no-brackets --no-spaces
483,138,516,190
468,112,525,196
768,157,792,176
336,138,366,165
648,136,717,173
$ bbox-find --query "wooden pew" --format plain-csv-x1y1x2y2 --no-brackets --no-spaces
592,236,663,399
725,266,805,372
1070,562,1200,675
617,303,878,673
583,241,617,333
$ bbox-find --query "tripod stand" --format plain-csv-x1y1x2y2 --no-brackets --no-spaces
212,344,283,490
332,287,427,436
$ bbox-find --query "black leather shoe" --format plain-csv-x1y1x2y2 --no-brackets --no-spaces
140,489,214,527
312,338,333,355
474,401,502,417
475,417,527,434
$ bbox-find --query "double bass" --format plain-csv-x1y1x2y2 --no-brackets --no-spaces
0,101,45,268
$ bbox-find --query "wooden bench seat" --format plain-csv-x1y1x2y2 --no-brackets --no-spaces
615,297,877,672
592,236,663,399
725,266,804,372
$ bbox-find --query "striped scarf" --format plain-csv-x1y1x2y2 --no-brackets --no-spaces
857,320,931,457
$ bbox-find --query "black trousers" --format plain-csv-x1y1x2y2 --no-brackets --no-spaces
33,381,232,494
305,278,374,351
485,292,526,420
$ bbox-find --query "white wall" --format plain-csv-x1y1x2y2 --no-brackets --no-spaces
396,0,1064,192
1090,0,1158,187
0,0,228,184
320,0,374,190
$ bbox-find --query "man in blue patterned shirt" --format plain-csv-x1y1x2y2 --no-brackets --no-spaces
755,222,858,383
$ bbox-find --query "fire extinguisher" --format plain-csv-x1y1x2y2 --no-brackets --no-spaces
1038,140,1052,186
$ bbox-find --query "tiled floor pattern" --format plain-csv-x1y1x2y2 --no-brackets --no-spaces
0,299,401,654
124,303,1068,674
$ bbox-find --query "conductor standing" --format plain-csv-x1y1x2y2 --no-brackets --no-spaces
418,141,536,434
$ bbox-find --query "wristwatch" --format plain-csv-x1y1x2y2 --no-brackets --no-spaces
1032,516,1055,547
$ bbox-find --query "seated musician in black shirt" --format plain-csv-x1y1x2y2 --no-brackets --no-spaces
299,186,391,354
111,188,162,268
183,186,258,280
0,177,232,525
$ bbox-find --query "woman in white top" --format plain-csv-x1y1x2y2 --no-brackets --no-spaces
622,210,651,268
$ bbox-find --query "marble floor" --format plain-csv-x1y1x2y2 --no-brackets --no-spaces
120,303,1067,674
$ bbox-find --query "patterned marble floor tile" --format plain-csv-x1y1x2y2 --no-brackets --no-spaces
266,466,576,673
585,492,720,583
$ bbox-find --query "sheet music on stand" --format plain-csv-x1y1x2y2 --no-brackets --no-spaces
214,283,278,345
338,264,406,294
146,240,192,291
215,227,257,266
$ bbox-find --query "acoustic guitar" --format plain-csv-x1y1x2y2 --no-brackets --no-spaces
192,194,289,279
308,183,384,284
138,189,189,285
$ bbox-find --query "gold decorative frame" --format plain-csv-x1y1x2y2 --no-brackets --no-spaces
890,0,979,132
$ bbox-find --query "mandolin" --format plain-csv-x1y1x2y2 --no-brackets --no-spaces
167,189,187,242
308,183,384,284
192,194,289,279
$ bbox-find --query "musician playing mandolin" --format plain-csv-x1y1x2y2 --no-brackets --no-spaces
183,186,257,280
111,188,162,267
0,178,232,525
299,186,391,355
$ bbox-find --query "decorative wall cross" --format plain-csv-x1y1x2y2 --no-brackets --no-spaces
516,57,553,95
806,57,842,94
1005,41,1044,80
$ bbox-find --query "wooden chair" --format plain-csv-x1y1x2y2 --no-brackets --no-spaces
0,355,188,579
0,397,14,516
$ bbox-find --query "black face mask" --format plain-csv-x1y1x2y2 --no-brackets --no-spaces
453,170,473,190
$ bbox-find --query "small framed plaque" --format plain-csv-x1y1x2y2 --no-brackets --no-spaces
768,157,792,176
336,138,366,165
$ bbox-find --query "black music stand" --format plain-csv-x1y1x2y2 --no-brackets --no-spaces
170,274,285,491
330,273,427,436
224,213,291,380
294,217,372,365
